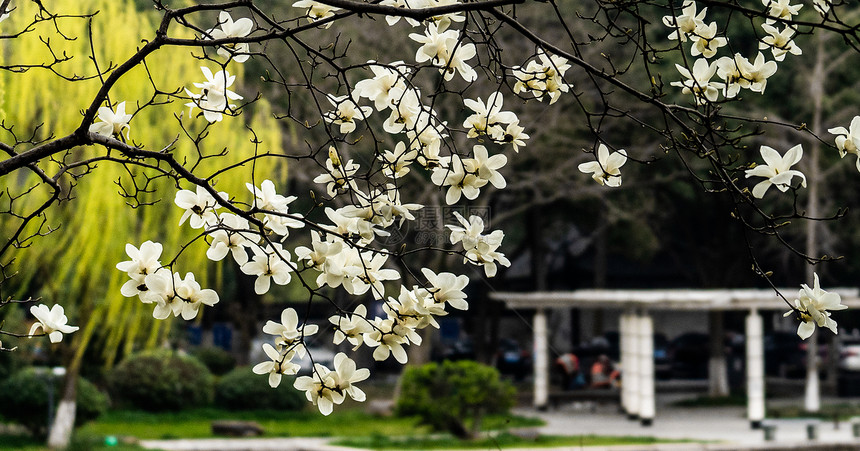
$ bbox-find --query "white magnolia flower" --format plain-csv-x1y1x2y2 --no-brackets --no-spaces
737,53,778,93
745,144,806,198
143,269,184,319
116,241,164,297
364,317,414,364
431,155,487,205
500,121,529,152
241,244,294,294
330,353,370,402
446,212,510,277
689,22,727,58
828,116,860,172
662,1,707,42
813,0,831,15
671,58,724,105
784,273,847,339
324,94,373,134
262,307,319,356
185,67,243,122
422,268,469,310
578,143,627,187
329,304,373,349
759,24,802,61
294,363,343,415
206,213,254,266
763,0,802,23
292,0,340,27
408,23,477,82
470,145,507,190
207,11,254,62
463,94,518,140
89,101,132,139
174,185,228,229
512,50,571,104
353,61,410,111
29,304,79,343
313,150,360,197
174,273,219,320
253,343,300,388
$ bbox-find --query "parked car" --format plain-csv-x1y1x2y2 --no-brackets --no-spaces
495,338,531,380
765,331,805,378
667,332,709,379
839,338,860,372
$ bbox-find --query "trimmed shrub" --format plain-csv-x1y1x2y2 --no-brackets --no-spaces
0,368,108,437
215,366,305,411
397,360,516,440
108,349,214,411
192,347,237,376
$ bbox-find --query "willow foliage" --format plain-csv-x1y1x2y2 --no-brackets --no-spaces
1,0,284,365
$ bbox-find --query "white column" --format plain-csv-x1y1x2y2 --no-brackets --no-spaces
746,309,765,428
626,312,641,419
534,307,549,409
638,313,655,426
620,313,630,416
805,330,820,412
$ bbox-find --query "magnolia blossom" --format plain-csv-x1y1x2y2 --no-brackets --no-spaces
185,67,243,122
241,244,294,294
329,304,373,349
422,268,469,310
745,144,806,198
431,155,487,205
662,1,706,42
89,101,132,139
253,343,300,388
206,213,254,265
29,304,79,343
174,273,220,320
671,58,723,105
116,241,164,297
689,22,727,58
353,61,410,111
784,273,847,339
759,24,802,61
408,23,477,82
763,0,802,23
447,212,510,277
323,94,373,134
263,307,319,357
175,185,228,229
313,150,360,197
292,0,340,27
207,11,253,62
512,50,571,104
578,143,627,187
463,94,518,141
828,116,860,172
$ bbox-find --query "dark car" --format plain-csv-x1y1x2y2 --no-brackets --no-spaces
668,332,710,379
496,338,531,380
765,331,805,378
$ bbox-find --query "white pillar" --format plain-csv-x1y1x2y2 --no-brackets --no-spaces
620,313,630,416
534,307,549,409
626,312,641,419
638,313,655,426
746,309,765,428
805,330,820,412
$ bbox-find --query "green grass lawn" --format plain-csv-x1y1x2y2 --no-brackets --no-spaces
74,408,542,440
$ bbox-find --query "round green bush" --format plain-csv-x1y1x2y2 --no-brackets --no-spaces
215,366,305,410
108,349,214,411
0,368,108,437
192,347,237,376
397,360,516,439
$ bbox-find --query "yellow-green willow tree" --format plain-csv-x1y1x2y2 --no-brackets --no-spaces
1,0,283,368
